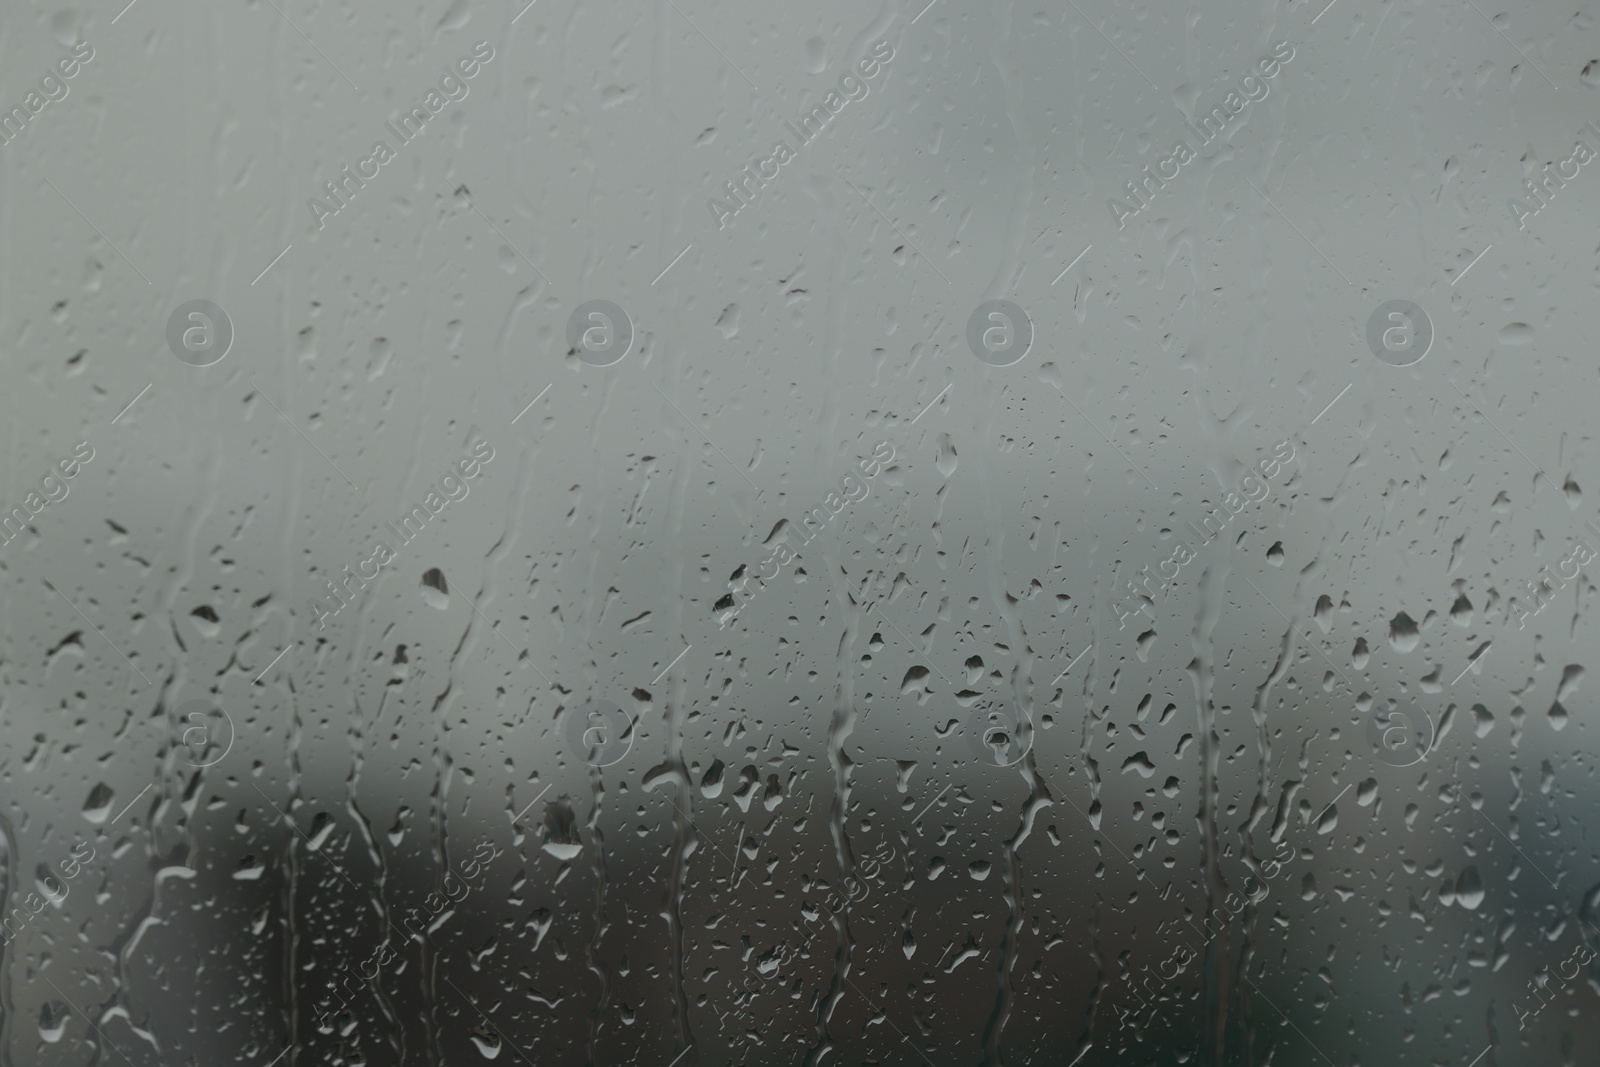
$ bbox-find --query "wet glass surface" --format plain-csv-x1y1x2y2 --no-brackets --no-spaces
3,1,1597,1064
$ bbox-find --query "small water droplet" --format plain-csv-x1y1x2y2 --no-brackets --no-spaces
421,567,449,610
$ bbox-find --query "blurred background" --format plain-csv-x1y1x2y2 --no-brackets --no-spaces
1,0,1597,1064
